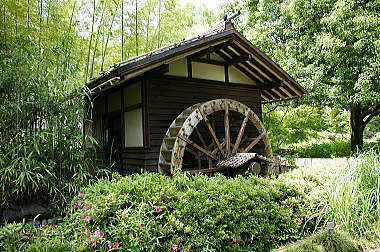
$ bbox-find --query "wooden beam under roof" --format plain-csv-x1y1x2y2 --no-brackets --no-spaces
188,40,233,60
191,58,225,66
215,50,264,88
191,54,249,66
223,47,282,90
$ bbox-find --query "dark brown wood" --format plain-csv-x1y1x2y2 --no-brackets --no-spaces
195,127,207,148
143,80,150,148
242,132,265,153
159,75,260,90
224,63,229,83
223,47,275,87
231,34,307,95
189,40,232,60
121,83,125,148
231,44,280,83
87,29,306,105
227,55,249,65
179,134,217,160
224,105,230,157
187,56,192,79
92,75,264,173
232,111,250,154
192,57,225,66
199,109,225,157
216,50,263,87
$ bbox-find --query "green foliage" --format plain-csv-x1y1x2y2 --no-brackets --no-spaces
0,0,218,210
6,173,307,251
278,153,379,250
0,5,110,208
281,230,357,252
263,104,326,149
0,222,40,251
315,231,357,252
319,150,380,236
230,0,380,149
280,141,351,158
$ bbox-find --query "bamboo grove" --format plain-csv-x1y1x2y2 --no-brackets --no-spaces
0,0,213,208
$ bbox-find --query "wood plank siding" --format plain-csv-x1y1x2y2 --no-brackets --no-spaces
142,76,262,172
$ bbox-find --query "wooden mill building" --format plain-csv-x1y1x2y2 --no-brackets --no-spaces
86,14,306,175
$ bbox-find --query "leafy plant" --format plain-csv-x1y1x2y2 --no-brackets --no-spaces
279,230,357,252
4,173,308,251
319,150,380,236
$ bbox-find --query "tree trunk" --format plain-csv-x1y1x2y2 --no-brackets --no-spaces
350,105,364,152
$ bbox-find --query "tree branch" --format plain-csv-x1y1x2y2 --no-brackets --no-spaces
364,104,380,117
364,107,380,126
324,81,336,86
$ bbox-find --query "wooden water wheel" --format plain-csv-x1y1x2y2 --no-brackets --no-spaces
158,99,273,175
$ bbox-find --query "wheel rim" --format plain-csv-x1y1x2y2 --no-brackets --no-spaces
158,99,272,175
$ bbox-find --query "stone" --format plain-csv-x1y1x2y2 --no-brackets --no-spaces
2,203,55,222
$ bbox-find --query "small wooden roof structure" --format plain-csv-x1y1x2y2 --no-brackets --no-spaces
87,13,306,103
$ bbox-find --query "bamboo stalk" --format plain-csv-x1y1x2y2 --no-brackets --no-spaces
157,0,161,48
135,0,138,55
101,1,119,70
121,0,124,61
90,3,105,78
85,0,96,82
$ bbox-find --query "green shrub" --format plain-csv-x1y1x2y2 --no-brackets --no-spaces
277,141,379,158
315,231,357,252
0,222,40,251
280,230,357,252
320,150,380,236
13,173,307,251
0,34,110,210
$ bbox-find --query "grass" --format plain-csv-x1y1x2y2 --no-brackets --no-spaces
275,230,357,252
321,150,380,235
1,150,378,251
278,149,380,250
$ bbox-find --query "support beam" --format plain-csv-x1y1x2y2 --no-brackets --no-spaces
199,109,225,157
226,55,250,65
224,104,230,157
232,111,250,154
187,56,192,79
191,58,225,66
188,40,232,60
242,132,265,153
224,63,229,82
179,135,217,160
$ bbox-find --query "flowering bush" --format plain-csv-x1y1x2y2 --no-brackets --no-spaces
1,173,308,251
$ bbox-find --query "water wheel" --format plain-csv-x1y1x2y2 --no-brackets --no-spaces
158,99,273,175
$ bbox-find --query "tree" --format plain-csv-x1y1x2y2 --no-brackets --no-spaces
232,0,380,151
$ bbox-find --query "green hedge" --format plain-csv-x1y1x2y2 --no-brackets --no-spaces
1,173,308,252
279,230,357,252
277,141,379,158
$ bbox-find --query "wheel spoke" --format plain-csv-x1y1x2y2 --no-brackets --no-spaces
199,109,225,156
195,125,212,167
242,132,265,153
179,135,218,161
224,104,230,157
232,111,250,155
185,146,198,157
195,127,207,148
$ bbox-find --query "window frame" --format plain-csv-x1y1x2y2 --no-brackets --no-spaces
122,80,148,150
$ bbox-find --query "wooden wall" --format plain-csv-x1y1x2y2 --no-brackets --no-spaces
143,76,262,172
94,76,262,173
